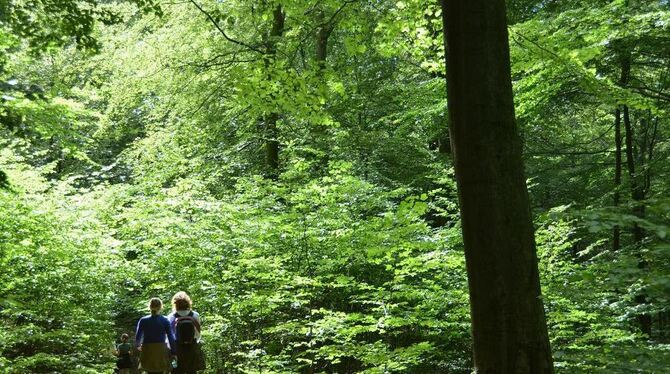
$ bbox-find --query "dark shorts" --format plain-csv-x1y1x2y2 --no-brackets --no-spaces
116,353,132,369
175,343,204,373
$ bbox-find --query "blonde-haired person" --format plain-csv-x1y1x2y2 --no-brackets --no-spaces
135,298,176,374
168,291,203,373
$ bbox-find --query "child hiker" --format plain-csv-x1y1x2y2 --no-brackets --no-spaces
114,333,133,374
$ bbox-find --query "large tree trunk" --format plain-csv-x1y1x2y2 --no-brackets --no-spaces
439,1,553,372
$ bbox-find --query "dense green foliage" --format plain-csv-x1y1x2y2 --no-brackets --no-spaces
1,0,669,373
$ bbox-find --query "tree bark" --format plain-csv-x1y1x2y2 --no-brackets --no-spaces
614,46,652,335
613,107,622,251
439,1,553,372
612,49,630,252
265,112,280,173
623,107,642,244
623,106,652,335
306,7,335,168
612,46,631,251
315,12,331,74
263,5,285,178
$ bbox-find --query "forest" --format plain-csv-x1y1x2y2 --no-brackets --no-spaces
1,0,669,373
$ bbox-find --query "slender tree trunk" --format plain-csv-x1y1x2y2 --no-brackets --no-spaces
612,50,630,252
439,1,553,372
614,47,652,335
623,107,644,242
307,8,334,168
623,106,652,335
265,112,280,172
613,107,622,251
645,117,658,194
263,5,285,178
315,13,331,74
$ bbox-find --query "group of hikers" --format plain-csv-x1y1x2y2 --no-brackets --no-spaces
114,291,205,374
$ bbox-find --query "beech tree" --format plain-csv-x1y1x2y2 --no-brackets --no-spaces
439,0,553,371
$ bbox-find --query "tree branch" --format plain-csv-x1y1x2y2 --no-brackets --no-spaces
189,0,266,55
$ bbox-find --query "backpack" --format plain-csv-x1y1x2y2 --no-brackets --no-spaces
174,311,198,345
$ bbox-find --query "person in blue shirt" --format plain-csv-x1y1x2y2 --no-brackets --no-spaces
135,297,176,374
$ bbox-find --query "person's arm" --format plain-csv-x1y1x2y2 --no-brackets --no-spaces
164,317,177,355
168,313,177,335
193,311,202,341
135,319,144,349
193,312,202,332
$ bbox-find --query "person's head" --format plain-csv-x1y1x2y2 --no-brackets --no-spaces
121,333,129,342
148,297,163,315
171,291,192,311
